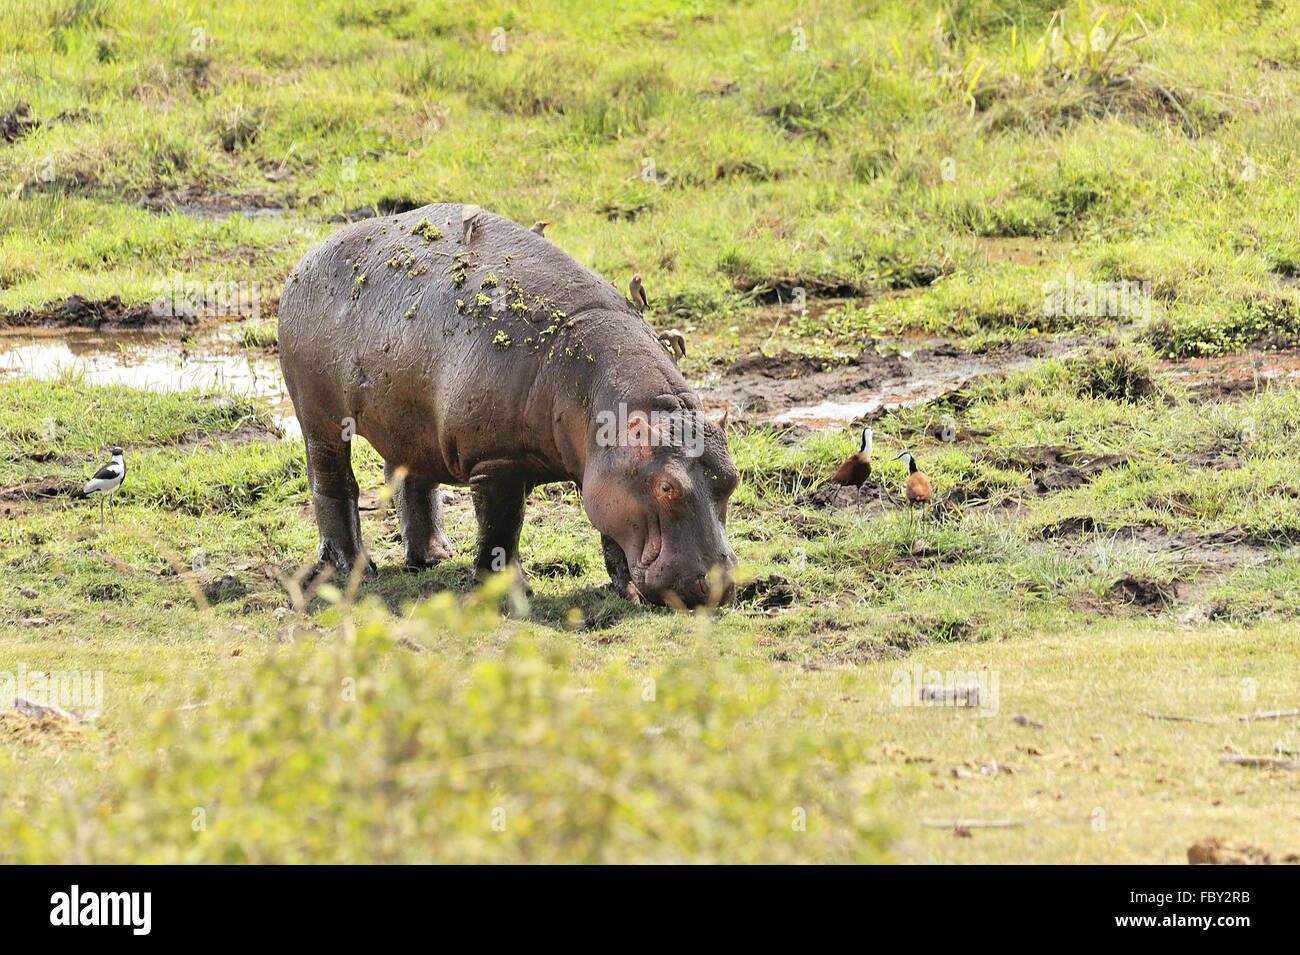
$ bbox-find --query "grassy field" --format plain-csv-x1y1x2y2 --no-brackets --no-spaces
3,0,1300,863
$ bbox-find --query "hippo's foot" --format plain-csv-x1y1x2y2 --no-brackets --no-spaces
472,561,534,597
403,534,454,569
617,580,646,605
310,487,370,575
469,469,531,595
316,539,376,576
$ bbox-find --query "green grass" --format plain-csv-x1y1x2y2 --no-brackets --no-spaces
2,0,1300,356
237,318,277,349
5,0,1300,863
4,362,1300,862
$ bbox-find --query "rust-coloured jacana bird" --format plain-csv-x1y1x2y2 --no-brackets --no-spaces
895,451,931,527
830,427,872,512
831,427,873,487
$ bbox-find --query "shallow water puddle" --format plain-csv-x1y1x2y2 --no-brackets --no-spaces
1,321,1076,440
762,344,1058,429
771,372,970,427
0,324,299,436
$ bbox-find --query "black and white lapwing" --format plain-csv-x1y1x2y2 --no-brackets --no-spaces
629,273,650,311
81,446,125,526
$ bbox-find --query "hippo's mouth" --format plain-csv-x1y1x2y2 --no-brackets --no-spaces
600,529,666,604
633,528,663,581
602,524,734,609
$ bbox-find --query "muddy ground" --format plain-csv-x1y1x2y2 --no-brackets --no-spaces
700,336,1077,426
0,295,170,331
3,306,1295,632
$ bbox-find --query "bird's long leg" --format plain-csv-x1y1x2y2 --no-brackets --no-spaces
99,497,104,526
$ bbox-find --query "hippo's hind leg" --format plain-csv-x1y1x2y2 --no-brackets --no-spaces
468,470,532,594
303,425,371,574
384,462,454,568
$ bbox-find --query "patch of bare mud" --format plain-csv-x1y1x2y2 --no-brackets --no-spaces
138,186,290,220
0,477,80,504
977,237,1073,268
329,196,427,224
0,296,172,331
1,102,94,145
0,103,39,143
1160,349,1300,400
173,411,283,451
1107,574,1177,610
703,338,1075,428
1187,836,1300,865
770,621,931,668
1038,520,1300,556
0,710,84,746
736,573,798,610
984,445,1129,494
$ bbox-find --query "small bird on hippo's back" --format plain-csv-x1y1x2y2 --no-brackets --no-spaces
629,273,650,312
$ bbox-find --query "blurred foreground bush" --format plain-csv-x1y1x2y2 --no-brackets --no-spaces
0,581,895,863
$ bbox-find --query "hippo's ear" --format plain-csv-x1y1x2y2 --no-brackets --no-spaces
623,412,663,461
710,408,729,432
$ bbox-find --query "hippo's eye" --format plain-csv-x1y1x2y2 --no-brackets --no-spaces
652,476,683,508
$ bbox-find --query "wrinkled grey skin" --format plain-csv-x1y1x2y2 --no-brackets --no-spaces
279,203,738,608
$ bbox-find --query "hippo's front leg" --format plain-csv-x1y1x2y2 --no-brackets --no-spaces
384,463,454,568
601,534,640,602
469,469,533,594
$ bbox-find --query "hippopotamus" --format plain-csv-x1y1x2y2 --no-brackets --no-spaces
278,202,738,608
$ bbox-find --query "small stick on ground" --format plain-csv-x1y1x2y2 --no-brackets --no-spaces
921,819,1026,829
1219,754,1300,771
1140,710,1223,724
1239,708,1300,722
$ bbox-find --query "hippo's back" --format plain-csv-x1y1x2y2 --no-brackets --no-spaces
278,203,679,469
281,203,630,342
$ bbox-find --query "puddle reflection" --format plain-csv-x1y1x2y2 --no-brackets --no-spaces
0,323,299,437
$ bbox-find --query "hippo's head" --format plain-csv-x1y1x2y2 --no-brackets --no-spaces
583,407,739,609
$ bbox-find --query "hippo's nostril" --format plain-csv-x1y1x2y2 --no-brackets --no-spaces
698,577,709,596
